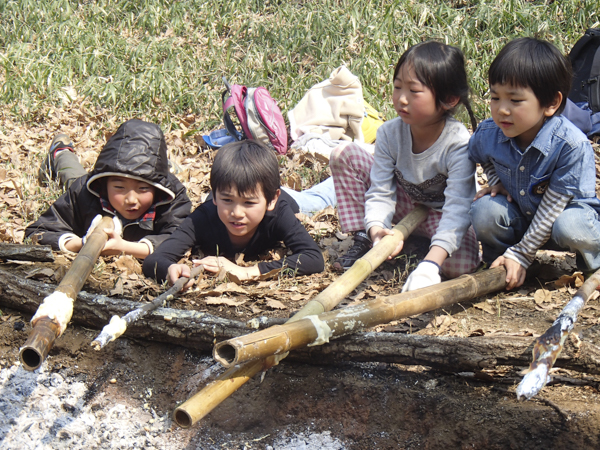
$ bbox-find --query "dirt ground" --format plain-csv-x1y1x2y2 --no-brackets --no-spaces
3,244,600,449
2,108,600,449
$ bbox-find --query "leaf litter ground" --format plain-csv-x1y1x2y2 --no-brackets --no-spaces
2,105,600,448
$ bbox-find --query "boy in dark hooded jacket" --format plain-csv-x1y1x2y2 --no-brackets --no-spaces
25,119,192,259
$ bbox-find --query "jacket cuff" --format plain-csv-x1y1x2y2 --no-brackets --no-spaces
58,233,79,253
503,247,534,269
139,238,154,254
365,221,386,235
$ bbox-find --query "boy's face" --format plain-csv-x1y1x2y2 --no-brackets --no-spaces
106,176,155,220
213,185,279,245
490,83,561,149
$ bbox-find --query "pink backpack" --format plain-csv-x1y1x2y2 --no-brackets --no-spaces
222,78,288,155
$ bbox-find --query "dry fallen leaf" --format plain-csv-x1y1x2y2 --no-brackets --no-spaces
110,277,124,296
205,297,246,307
257,268,280,281
114,255,142,275
266,298,287,310
473,301,496,315
199,283,248,297
25,267,55,279
554,271,584,289
534,289,553,305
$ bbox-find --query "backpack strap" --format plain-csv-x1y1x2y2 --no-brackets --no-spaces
569,29,597,62
588,47,600,112
222,89,243,141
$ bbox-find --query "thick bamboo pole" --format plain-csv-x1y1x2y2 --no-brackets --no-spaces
173,205,429,428
516,268,600,400
19,216,114,370
214,267,507,367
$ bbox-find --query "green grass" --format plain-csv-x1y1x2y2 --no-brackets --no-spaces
1,0,599,130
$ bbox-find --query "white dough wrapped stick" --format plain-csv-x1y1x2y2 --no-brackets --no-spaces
20,216,115,371
516,268,600,400
91,265,204,350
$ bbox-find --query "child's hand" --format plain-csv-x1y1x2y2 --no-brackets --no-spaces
167,263,196,290
369,226,404,259
474,182,512,202
194,256,260,281
101,226,125,254
491,256,526,290
401,260,441,292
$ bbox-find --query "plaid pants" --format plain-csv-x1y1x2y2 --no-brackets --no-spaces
330,143,481,278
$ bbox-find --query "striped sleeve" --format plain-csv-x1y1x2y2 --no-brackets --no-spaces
482,162,500,187
503,188,571,268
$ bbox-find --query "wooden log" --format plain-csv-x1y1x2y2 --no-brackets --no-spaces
0,268,249,351
0,243,54,262
1,268,599,375
290,332,600,375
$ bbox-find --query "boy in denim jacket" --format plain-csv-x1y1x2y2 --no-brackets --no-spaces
469,38,600,290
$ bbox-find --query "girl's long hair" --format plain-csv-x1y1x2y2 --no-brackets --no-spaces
394,41,477,131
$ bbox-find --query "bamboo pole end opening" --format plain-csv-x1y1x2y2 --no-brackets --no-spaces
173,407,193,428
19,318,61,371
213,342,237,367
19,347,43,371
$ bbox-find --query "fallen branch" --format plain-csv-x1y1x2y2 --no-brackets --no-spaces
0,243,54,262
516,268,600,400
290,332,600,375
91,265,205,350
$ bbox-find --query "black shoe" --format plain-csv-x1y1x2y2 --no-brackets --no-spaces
333,231,372,271
38,133,73,184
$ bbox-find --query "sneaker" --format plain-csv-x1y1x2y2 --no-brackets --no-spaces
38,133,74,184
332,230,372,271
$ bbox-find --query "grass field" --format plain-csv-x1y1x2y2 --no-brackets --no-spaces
1,0,599,131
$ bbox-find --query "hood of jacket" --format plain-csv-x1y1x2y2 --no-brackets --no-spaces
87,119,176,206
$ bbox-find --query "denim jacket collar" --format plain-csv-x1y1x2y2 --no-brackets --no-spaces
499,116,560,157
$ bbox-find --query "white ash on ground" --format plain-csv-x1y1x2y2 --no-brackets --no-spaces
0,357,352,450
0,362,177,450
267,431,346,449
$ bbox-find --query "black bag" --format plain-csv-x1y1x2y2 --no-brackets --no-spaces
569,28,600,112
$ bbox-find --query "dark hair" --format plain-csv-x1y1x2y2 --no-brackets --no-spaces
394,40,477,130
489,37,572,115
210,140,280,204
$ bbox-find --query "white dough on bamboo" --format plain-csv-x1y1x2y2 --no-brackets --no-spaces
31,291,74,335
103,315,128,339
516,364,551,400
305,315,332,347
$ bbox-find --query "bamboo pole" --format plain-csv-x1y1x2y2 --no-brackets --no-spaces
516,268,600,400
19,216,114,371
91,265,204,350
214,267,507,367
173,205,429,428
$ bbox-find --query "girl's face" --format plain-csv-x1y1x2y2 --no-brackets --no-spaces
392,64,442,127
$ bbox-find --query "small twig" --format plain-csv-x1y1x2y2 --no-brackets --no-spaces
91,265,204,350
535,397,570,421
